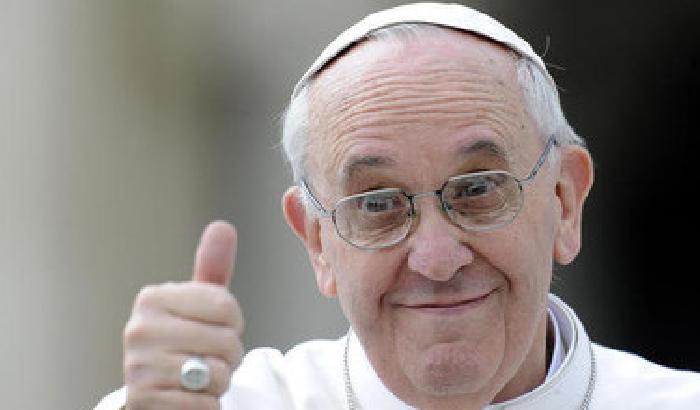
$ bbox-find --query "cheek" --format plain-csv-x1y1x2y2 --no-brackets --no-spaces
474,189,557,302
493,195,557,306
326,239,404,325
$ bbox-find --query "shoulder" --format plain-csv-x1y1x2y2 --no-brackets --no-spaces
592,343,700,409
223,336,346,409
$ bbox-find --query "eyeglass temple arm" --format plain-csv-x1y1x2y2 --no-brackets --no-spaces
522,135,559,183
299,179,333,218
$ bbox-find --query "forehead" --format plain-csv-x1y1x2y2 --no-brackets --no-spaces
306,28,535,190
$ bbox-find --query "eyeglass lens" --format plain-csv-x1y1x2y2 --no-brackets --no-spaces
332,171,523,249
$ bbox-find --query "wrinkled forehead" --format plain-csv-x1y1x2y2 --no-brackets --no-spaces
304,29,535,189
287,4,556,188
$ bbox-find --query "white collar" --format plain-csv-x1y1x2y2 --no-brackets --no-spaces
545,302,564,382
347,294,593,409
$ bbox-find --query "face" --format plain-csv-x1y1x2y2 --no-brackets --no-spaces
286,29,590,408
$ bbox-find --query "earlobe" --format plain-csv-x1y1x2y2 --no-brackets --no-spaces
282,187,337,297
314,253,337,297
553,146,594,265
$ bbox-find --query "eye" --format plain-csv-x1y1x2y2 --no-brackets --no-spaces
443,172,513,215
452,176,497,198
356,192,403,213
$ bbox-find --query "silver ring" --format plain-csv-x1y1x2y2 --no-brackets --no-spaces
180,356,210,391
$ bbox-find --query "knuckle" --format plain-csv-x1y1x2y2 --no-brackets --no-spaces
134,284,164,310
135,284,158,302
123,314,152,347
223,333,244,368
221,326,239,344
210,291,236,317
123,355,149,386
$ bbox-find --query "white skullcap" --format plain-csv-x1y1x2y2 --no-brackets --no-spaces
292,2,551,99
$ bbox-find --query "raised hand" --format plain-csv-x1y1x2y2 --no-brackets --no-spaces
123,221,244,409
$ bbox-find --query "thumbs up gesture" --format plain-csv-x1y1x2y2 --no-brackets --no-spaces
123,221,244,409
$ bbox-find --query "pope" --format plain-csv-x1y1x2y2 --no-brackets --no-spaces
97,3,700,409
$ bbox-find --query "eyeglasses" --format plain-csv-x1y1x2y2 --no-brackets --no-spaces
301,135,559,250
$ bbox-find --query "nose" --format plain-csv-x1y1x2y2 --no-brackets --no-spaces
406,197,474,281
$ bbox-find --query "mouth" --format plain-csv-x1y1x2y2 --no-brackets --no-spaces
399,288,498,313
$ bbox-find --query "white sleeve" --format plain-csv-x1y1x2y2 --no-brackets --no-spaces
93,386,126,410
223,347,295,410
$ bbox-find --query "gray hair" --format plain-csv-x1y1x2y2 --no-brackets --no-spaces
281,23,585,185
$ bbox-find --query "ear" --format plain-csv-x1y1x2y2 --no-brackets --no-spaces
553,145,594,265
282,186,337,297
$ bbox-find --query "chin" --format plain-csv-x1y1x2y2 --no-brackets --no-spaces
412,341,497,396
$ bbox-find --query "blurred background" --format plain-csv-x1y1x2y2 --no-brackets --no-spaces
1,1,698,409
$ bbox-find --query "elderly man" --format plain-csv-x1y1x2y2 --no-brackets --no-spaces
97,3,700,409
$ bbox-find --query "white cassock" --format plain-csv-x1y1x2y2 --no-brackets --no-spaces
95,294,700,410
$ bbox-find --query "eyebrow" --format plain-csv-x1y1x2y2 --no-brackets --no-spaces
342,154,395,178
458,140,510,163
339,139,509,189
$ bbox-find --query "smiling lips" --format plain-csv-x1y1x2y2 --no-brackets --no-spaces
400,288,496,310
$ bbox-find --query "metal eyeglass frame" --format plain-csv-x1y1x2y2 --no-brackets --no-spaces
299,135,559,250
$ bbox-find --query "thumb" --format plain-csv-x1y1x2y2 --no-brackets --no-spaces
192,220,237,287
